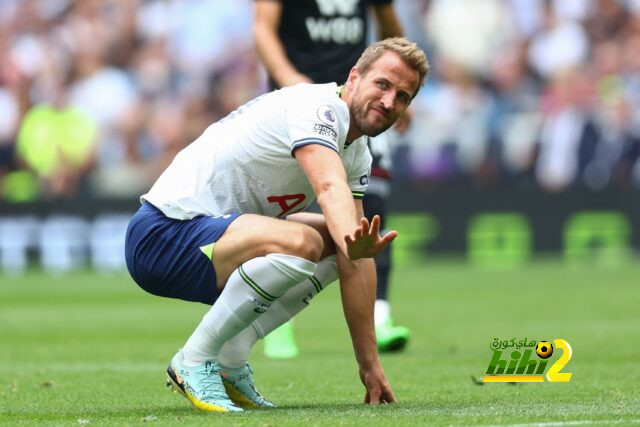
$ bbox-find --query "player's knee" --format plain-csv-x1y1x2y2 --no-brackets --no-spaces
271,225,323,262
285,212,335,258
292,226,324,262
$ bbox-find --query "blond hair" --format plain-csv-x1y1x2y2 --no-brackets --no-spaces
354,37,430,97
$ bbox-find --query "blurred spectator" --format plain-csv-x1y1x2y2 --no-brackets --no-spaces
1,0,640,200
16,71,97,199
527,2,589,80
535,70,593,191
425,0,512,76
408,58,494,183
487,43,542,183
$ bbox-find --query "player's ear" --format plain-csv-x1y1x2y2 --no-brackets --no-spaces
346,66,359,88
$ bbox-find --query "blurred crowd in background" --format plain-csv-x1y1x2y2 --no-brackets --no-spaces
1,0,640,202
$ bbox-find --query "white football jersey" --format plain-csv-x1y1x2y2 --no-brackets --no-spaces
142,83,372,220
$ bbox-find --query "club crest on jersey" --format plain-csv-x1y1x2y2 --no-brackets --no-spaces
317,105,337,127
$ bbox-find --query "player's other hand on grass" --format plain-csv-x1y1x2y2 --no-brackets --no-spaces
360,364,396,404
345,215,397,260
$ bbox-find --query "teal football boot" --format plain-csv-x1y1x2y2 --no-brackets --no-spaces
220,363,276,408
166,350,242,412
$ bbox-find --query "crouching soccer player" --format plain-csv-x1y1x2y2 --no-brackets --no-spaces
124,37,429,412
254,0,412,358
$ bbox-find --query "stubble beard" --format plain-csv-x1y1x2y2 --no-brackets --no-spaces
351,98,394,137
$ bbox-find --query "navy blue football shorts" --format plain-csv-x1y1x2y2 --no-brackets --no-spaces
125,202,242,305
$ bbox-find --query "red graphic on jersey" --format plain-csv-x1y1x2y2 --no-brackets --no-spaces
267,194,306,217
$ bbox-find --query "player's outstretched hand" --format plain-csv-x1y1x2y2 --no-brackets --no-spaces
360,364,396,404
345,215,397,260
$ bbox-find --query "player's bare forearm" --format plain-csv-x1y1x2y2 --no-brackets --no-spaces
338,254,378,367
254,1,311,87
254,28,310,87
296,145,361,256
338,253,396,403
372,4,404,39
295,139,397,403
316,183,359,257
297,145,395,259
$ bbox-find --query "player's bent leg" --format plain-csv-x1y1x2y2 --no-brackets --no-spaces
126,206,320,411
125,202,240,305
180,215,322,410
178,252,317,410
219,256,339,372
286,212,336,259
182,253,317,364
254,255,339,337
212,214,324,288
261,212,335,360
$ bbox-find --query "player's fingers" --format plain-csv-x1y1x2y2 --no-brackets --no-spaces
368,386,382,404
353,227,363,240
344,233,354,245
382,388,396,403
379,230,398,247
369,215,380,237
360,217,369,235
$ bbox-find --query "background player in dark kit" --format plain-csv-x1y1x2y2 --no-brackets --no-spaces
254,0,411,356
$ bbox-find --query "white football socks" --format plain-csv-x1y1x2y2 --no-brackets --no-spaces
374,299,391,327
218,255,338,368
181,253,316,366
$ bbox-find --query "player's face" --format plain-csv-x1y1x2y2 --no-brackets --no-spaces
349,52,419,137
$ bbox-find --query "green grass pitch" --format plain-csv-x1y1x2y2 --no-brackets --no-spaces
1,260,639,426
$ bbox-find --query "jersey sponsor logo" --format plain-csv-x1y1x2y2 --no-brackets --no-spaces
317,104,337,127
267,193,307,217
313,123,338,142
359,173,369,186
306,16,363,44
315,0,358,16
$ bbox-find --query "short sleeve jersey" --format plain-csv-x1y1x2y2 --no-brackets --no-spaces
142,83,372,220
270,0,392,86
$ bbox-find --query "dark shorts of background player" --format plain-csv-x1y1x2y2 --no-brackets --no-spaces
125,202,242,305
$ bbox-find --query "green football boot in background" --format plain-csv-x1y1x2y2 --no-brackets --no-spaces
376,317,410,353
263,321,299,359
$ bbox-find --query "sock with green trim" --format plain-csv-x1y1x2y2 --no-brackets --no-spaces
182,253,316,366
218,255,338,368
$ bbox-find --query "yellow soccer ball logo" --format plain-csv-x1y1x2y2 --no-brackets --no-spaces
536,341,554,359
